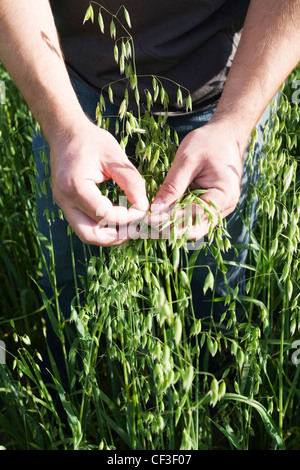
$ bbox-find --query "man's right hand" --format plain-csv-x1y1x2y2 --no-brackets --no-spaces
50,118,149,246
0,0,148,247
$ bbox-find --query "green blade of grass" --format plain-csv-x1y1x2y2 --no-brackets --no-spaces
223,393,285,450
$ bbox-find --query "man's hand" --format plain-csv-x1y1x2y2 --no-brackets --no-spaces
50,118,149,246
0,0,149,247
149,0,300,242
148,121,243,240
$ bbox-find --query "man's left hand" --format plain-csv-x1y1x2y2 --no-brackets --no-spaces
147,120,244,241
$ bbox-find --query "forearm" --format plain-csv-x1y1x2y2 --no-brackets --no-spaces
0,0,85,143
211,0,300,151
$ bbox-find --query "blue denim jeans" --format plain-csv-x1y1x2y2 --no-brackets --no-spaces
32,76,274,348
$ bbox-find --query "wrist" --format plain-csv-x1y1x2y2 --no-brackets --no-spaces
209,100,259,154
201,115,249,161
43,104,90,150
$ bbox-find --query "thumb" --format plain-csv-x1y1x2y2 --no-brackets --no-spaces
109,159,150,212
151,159,193,212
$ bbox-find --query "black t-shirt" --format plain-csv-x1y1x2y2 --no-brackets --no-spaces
50,0,250,112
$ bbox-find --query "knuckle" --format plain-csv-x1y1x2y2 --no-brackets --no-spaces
53,174,81,202
160,181,180,199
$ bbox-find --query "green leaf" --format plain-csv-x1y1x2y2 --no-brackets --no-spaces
98,10,105,33
211,419,242,450
174,316,182,345
123,7,132,28
83,5,94,24
182,365,194,392
203,270,214,295
113,44,119,63
108,85,114,103
283,160,296,194
110,19,116,39
145,89,153,111
54,378,83,449
186,93,192,112
223,393,285,450
118,98,127,119
177,87,183,106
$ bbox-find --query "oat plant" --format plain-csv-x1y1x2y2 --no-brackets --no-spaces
0,5,299,451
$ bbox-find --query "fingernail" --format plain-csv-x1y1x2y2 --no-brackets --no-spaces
151,197,167,212
134,196,149,212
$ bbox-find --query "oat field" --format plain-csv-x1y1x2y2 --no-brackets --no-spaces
0,10,299,450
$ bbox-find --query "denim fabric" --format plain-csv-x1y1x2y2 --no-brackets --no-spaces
32,76,274,332
164,104,272,325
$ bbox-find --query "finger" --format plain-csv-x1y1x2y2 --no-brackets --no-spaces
148,194,231,242
96,193,148,227
144,208,171,229
68,180,148,227
109,159,150,212
150,155,195,212
64,206,130,247
158,204,210,241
